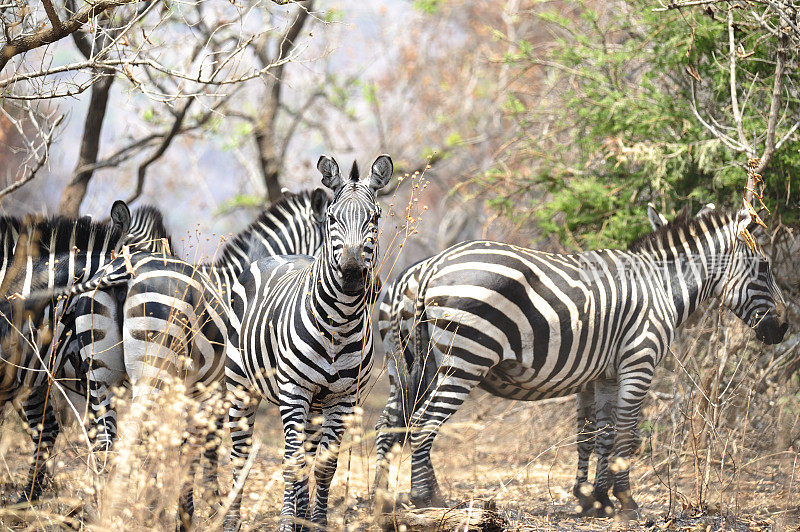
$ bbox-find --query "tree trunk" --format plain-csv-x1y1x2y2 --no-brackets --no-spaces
57,72,114,216
254,112,283,202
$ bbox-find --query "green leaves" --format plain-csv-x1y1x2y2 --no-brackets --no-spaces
484,0,800,248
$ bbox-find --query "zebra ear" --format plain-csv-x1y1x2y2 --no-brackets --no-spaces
647,203,667,230
696,203,715,217
734,208,752,241
110,200,131,236
310,188,330,222
317,155,342,193
368,154,393,192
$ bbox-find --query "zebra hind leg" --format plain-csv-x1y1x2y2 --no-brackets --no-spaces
590,377,618,517
407,371,482,509
15,387,59,503
573,388,597,516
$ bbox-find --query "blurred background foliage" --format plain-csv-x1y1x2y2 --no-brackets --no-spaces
476,0,800,249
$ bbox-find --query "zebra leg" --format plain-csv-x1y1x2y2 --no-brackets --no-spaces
590,377,618,517
178,450,199,532
610,376,648,519
201,410,225,513
573,388,597,515
223,390,258,532
74,291,125,453
15,387,59,502
309,399,354,527
279,389,313,532
374,360,405,514
407,371,481,509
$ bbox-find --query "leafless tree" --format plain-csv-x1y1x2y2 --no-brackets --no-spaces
1,0,317,214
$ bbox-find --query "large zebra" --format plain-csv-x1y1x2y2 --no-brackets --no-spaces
224,155,392,531
374,206,787,518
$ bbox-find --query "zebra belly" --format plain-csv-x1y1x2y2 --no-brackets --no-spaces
479,362,591,401
424,248,627,396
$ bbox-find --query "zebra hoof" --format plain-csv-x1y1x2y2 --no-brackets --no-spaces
221,515,240,532
572,482,595,516
14,476,48,504
409,487,445,509
373,487,395,515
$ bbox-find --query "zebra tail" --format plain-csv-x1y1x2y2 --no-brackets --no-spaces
405,267,438,425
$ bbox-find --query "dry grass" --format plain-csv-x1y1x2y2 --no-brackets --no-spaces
0,365,799,531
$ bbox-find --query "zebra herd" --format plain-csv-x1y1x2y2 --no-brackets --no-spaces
0,153,789,530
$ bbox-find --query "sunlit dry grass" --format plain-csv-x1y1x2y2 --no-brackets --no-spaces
2,370,800,530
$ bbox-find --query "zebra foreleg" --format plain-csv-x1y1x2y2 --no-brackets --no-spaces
279,390,313,532
610,376,648,519
407,371,481,509
573,388,597,515
223,392,257,532
590,377,618,517
309,399,353,527
15,387,59,503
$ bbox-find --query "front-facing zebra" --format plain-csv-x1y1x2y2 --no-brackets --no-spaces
224,154,392,531
374,206,787,518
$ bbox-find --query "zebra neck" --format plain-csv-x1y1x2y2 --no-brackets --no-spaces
642,239,729,327
196,263,237,307
308,249,369,334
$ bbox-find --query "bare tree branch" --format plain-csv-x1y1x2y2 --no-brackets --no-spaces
40,0,62,32
754,36,788,170
253,0,313,200
57,73,114,216
0,0,147,72
126,97,196,205
728,7,749,151
0,114,63,200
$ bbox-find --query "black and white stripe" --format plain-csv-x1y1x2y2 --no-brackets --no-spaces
374,206,787,518
224,155,392,531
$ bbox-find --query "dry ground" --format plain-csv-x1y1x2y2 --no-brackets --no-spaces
0,371,799,531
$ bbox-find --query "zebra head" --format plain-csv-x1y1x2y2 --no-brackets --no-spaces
317,154,393,295
719,208,787,345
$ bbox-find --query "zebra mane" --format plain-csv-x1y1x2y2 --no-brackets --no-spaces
0,214,122,257
349,161,360,182
213,189,324,267
130,205,174,252
628,206,729,252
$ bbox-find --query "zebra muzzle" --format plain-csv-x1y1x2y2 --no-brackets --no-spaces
754,315,788,345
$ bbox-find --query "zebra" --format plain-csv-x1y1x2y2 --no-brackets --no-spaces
76,190,328,455
224,154,392,531
0,210,129,501
373,206,787,518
